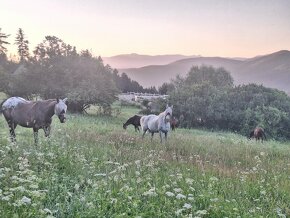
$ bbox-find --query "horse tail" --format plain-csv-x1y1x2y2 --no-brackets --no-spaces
249,130,254,139
0,99,6,115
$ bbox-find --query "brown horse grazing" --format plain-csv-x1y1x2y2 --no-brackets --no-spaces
123,115,141,132
249,127,266,142
1,97,68,144
170,117,178,131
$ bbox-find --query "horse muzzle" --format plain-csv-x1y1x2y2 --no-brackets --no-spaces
59,115,66,123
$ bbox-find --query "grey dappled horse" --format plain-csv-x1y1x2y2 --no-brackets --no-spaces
1,97,67,144
140,105,173,143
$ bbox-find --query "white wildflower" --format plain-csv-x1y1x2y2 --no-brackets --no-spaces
74,184,80,191
209,176,219,182
2,195,11,201
174,188,182,193
260,190,266,195
183,203,192,209
21,196,31,204
95,173,106,176
186,178,194,185
188,197,194,201
165,191,175,197
111,198,118,204
196,210,207,215
143,188,157,197
176,193,186,199
210,198,219,202
29,184,39,189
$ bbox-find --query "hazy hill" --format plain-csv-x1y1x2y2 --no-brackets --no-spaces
102,53,199,69
119,50,290,93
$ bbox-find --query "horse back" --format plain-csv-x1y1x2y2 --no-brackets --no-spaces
126,115,141,126
10,100,55,128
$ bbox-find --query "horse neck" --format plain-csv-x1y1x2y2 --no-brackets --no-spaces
159,112,169,123
44,101,57,118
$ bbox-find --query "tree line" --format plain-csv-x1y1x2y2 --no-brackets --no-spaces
0,28,157,113
164,65,290,140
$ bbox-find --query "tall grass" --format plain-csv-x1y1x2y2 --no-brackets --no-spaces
0,105,289,217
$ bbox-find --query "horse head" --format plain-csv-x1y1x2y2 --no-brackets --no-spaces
55,98,68,123
123,123,127,129
164,104,173,123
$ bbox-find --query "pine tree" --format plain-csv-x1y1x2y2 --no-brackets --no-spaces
0,28,10,56
15,28,29,61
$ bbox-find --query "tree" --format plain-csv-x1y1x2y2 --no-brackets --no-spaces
33,36,67,60
0,28,10,61
31,36,119,113
169,65,234,128
158,82,175,94
15,28,29,62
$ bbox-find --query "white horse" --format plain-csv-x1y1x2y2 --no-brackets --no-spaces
140,105,173,143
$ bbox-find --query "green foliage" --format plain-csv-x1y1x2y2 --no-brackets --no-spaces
158,82,175,94
169,66,290,140
2,35,119,113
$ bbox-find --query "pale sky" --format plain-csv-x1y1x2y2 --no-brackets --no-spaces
1,0,290,58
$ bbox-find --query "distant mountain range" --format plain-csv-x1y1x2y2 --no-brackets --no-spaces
108,50,290,94
102,53,200,69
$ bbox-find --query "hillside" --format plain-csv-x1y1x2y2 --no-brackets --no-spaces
119,50,290,92
102,53,199,69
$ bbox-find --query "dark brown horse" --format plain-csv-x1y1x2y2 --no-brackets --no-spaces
170,117,178,131
249,127,266,142
123,115,141,132
1,97,67,144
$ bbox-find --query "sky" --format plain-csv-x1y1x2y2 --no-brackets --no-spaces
1,0,290,58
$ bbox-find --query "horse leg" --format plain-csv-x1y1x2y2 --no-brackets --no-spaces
159,132,163,143
142,129,147,139
151,132,154,142
164,132,168,142
33,128,39,145
43,125,51,138
9,122,17,142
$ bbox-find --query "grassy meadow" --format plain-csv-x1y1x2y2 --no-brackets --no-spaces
0,103,290,217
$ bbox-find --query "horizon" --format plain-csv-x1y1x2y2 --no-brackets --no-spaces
1,0,290,58
103,49,289,59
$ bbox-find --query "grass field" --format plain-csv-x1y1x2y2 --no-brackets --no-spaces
0,103,290,217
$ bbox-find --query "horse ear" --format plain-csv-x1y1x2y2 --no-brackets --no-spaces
56,98,60,103
63,98,68,103
166,104,169,108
